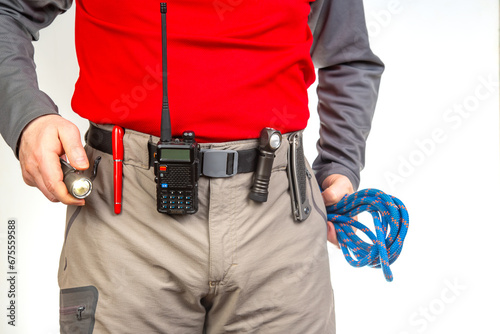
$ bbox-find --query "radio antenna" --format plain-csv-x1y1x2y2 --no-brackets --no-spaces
160,3,171,142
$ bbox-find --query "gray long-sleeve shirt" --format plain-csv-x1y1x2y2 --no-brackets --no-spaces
0,0,383,190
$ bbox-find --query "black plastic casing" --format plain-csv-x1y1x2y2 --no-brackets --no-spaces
154,132,200,214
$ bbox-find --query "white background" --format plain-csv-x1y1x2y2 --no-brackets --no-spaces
1,1,499,333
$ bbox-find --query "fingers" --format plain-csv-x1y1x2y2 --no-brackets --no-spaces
40,151,85,205
321,174,354,206
18,115,86,205
322,187,343,207
326,220,340,248
59,124,88,170
321,174,355,247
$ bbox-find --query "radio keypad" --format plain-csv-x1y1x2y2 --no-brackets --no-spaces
160,190,194,211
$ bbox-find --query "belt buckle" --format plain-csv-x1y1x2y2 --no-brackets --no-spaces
201,149,239,178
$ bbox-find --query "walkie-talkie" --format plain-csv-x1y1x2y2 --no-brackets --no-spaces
154,3,200,214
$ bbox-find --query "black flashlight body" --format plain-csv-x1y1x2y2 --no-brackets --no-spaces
249,128,282,202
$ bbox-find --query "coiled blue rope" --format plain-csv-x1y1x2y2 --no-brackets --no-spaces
325,188,409,282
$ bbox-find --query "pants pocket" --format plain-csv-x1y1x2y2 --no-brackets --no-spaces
60,286,99,334
306,161,328,222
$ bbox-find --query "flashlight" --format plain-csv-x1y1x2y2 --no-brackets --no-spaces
60,158,93,199
249,127,282,203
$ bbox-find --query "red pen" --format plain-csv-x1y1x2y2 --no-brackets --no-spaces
112,126,124,214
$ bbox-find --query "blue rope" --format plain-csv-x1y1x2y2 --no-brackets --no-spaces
325,188,409,282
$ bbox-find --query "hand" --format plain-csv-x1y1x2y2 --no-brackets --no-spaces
321,174,354,247
18,115,89,205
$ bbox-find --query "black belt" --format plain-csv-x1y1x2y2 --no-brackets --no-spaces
86,124,259,177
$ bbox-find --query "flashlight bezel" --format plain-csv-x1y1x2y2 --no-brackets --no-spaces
69,178,93,199
258,128,282,152
60,158,94,199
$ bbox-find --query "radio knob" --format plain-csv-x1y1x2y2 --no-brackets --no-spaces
183,131,195,142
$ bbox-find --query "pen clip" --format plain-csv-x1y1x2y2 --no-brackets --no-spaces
113,126,124,160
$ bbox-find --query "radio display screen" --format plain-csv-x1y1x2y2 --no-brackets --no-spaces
160,148,191,162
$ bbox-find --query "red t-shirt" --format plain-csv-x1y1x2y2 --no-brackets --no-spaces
72,0,316,142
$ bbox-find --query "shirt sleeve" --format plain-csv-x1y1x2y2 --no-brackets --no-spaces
308,0,384,190
0,0,72,156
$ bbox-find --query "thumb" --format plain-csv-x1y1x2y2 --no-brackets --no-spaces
321,174,354,207
59,123,88,170
322,186,343,207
